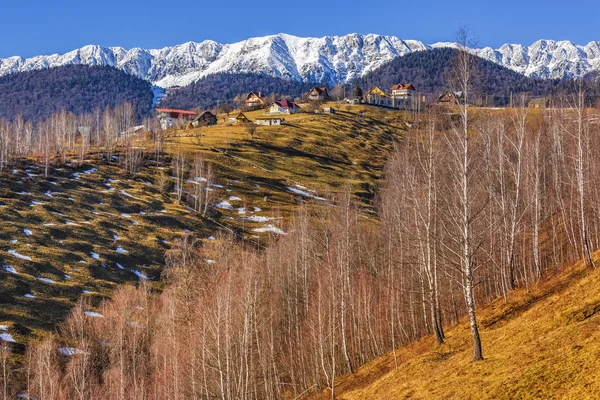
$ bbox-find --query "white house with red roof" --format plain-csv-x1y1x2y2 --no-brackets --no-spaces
156,108,199,130
269,99,300,114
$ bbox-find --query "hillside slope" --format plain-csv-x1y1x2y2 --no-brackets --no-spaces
0,104,405,345
318,255,600,399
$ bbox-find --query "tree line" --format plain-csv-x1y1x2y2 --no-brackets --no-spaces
0,102,163,177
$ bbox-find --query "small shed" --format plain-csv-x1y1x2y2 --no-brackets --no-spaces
255,117,284,126
321,107,336,114
236,112,251,124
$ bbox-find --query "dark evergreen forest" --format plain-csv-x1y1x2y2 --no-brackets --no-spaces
0,65,154,122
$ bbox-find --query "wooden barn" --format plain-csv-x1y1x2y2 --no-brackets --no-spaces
236,112,251,124
191,111,217,127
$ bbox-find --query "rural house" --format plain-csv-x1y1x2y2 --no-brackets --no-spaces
366,86,391,106
156,108,199,130
437,90,465,105
255,117,284,126
308,87,330,102
320,106,336,114
236,112,251,124
390,83,416,99
246,91,267,110
269,99,300,114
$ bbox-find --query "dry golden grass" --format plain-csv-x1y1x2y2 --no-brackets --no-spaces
317,253,600,399
164,103,406,234
0,162,213,345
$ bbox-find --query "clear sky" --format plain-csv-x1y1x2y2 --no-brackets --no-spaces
1,0,598,58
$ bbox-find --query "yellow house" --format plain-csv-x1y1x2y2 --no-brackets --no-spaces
366,86,391,106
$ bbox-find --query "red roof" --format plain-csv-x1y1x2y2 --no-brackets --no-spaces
391,83,416,91
274,99,299,109
156,108,199,116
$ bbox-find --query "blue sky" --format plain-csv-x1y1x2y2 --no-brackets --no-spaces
1,0,598,58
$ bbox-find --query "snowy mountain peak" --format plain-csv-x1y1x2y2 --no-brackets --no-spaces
1,33,598,88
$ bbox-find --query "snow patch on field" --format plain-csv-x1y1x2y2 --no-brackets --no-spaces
58,347,88,356
3,265,18,274
247,215,274,223
84,311,104,318
253,225,286,235
216,200,233,210
0,333,16,343
38,277,56,284
8,250,32,261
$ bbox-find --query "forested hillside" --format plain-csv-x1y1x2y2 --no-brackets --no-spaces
350,48,576,104
159,73,320,110
0,65,154,122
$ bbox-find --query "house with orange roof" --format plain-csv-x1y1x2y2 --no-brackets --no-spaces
156,108,199,130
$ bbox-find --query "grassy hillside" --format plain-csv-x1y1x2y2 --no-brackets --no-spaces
0,104,406,347
164,104,406,234
0,162,215,345
315,254,600,399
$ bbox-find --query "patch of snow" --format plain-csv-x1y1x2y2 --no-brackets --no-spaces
131,269,148,280
228,196,242,201
208,236,215,241
38,277,56,284
253,225,286,235
58,347,88,356
120,190,141,200
116,247,128,254
84,311,104,318
82,289,92,294
23,229,32,236
216,200,233,210
247,215,274,223
3,265,18,274
24,293,36,298
113,234,120,240
116,263,125,270
8,250,32,261
64,274,72,279
90,252,100,260
0,325,7,331
0,333,16,343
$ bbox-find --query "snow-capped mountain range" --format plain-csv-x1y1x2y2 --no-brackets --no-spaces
1,33,599,88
